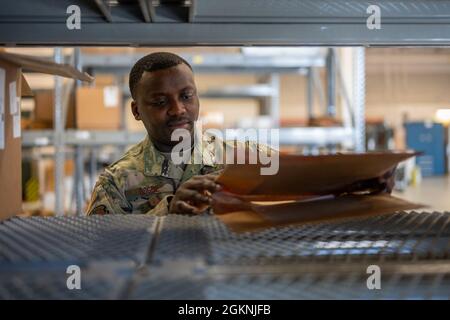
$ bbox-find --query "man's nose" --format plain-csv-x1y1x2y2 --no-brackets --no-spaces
168,99,186,117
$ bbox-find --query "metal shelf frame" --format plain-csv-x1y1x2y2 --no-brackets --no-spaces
22,127,355,148
82,52,325,74
22,130,147,147
1,0,450,46
1,0,448,298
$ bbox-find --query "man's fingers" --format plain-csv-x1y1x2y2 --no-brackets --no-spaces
177,201,197,214
170,199,195,214
378,167,396,193
381,166,397,180
169,174,222,215
200,173,219,180
183,178,221,193
190,174,216,182
177,188,211,204
174,200,205,215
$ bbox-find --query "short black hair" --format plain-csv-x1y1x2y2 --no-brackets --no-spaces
129,52,192,99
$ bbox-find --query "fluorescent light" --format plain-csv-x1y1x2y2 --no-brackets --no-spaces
241,47,324,57
435,109,450,124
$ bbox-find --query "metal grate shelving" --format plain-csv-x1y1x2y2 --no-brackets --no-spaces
128,270,450,300
154,212,450,266
0,215,155,267
0,211,449,299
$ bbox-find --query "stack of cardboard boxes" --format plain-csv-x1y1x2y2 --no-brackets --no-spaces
76,74,121,130
0,51,92,221
25,75,130,130
20,73,146,216
27,73,145,131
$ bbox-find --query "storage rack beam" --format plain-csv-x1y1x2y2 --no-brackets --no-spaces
1,0,449,46
22,128,355,147
81,53,325,74
22,130,147,147
2,23,450,46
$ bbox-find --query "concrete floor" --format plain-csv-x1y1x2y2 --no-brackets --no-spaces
393,174,450,212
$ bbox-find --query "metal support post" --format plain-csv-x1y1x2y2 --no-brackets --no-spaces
326,48,336,117
306,67,314,120
53,48,65,216
353,47,366,152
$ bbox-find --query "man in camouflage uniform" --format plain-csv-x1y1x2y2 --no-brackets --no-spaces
87,52,239,216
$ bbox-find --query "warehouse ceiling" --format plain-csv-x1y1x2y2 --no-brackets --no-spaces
0,0,450,46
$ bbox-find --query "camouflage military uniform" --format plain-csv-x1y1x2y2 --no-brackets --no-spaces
85,131,230,216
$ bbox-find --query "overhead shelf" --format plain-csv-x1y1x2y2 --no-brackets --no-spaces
1,0,449,45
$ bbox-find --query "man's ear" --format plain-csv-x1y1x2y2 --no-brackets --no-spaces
131,100,141,120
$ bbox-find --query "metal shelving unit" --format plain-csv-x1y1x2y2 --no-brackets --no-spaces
83,52,325,73
1,0,449,300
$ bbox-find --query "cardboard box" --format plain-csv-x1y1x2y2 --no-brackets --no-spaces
0,59,23,221
0,51,92,221
33,90,76,129
94,74,117,87
34,90,53,123
76,86,121,130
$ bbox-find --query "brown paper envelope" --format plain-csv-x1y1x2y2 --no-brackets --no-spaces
216,194,425,233
217,151,418,196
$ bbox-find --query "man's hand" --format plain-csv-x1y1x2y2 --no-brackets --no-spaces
363,166,397,194
377,166,397,194
336,166,397,195
169,174,221,214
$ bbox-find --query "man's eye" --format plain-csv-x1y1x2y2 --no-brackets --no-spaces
181,93,193,100
151,100,166,107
